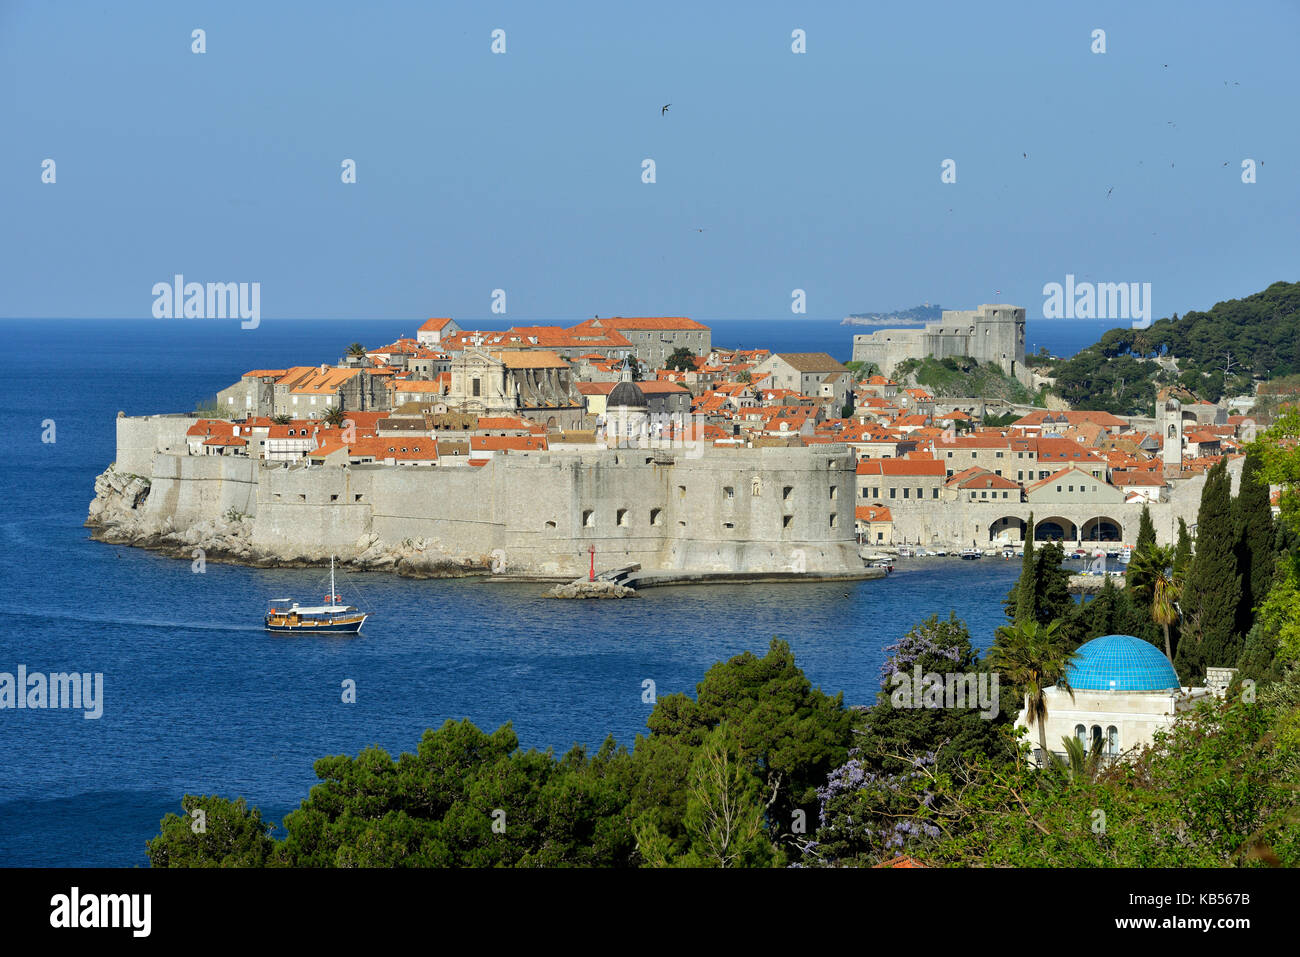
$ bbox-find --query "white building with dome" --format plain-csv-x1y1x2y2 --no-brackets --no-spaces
1015,633,1220,767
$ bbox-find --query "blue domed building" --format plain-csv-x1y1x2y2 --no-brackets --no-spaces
1013,634,1221,767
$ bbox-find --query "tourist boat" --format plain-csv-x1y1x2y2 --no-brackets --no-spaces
960,548,981,560
1001,549,1014,559
896,546,914,558
265,556,367,634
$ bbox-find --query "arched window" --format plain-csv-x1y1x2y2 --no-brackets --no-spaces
1074,724,1087,747
1090,725,1103,751
1106,726,1119,756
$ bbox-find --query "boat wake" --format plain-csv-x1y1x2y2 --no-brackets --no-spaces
0,607,264,633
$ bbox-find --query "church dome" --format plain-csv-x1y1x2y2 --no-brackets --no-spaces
1065,634,1180,692
608,380,647,409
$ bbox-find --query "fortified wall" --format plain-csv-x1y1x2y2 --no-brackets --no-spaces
99,415,869,579
883,458,1239,549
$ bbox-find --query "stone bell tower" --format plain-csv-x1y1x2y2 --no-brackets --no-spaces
1159,391,1184,475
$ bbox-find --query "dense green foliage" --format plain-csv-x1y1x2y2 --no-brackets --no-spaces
1002,539,1072,628
1050,281,1300,413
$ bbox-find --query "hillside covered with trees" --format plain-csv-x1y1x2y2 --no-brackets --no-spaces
1050,280,1300,415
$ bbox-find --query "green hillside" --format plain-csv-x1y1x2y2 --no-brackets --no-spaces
1050,280,1300,415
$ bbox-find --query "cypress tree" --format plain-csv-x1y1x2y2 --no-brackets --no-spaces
1015,513,1036,625
1136,505,1156,552
1173,518,1193,577
1127,505,1159,603
1235,449,1277,631
1176,459,1242,679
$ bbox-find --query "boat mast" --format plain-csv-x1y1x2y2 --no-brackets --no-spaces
330,554,336,604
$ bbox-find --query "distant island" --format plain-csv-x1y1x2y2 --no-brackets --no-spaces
841,304,944,327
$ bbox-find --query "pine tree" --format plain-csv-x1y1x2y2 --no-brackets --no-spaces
1015,513,1036,625
1176,459,1242,680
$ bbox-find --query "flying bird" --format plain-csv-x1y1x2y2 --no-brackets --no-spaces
661,103,670,116
1106,186,1113,198
1022,152,1027,158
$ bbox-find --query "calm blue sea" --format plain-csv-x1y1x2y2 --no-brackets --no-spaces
0,317,1106,867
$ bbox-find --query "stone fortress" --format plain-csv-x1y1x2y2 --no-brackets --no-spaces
851,304,1029,385
91,414,874,582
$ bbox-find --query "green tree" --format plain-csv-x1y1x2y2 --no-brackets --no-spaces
1136,504,1156,552
635,724,777,867
1173,518,1193,577
665,347,697,373
1177,459,1243,680
147,795,277,867
860,614,1011,772
346,342,367,358
1004,540,1072,629
639,638,852,850
986,620,1076,767
1014,513,1036,625
1127,544,1181,663
1235,448,1277,634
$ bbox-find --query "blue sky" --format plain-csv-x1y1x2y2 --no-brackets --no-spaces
2,0,1297,322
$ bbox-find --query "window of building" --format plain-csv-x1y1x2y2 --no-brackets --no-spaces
829,486,838,500
903,488,910,499
932,488,939,499
889,487,896,499
472,378,481,397
1106,726,1119,756
782,486,793,500
782,515,793,528
617,508,629,527
330,494,338,502
723,486,734,500
650,508,663,526
583,509,595,527
722,521,734,529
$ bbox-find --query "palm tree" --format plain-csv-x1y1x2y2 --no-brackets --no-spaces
988,619,1077,768
1057,733,1107,782
270,414,291,425
1128,543,1180,663
323,405,347,427
346,342,367,358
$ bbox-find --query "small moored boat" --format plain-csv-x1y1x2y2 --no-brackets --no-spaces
265,556,367,634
